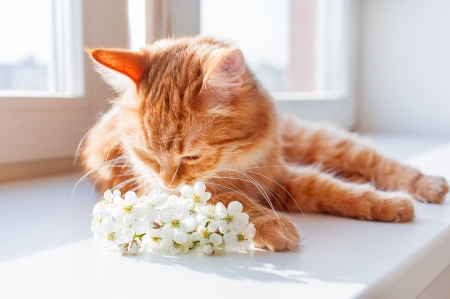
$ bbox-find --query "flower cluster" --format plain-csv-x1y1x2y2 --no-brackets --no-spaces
91,181,256,255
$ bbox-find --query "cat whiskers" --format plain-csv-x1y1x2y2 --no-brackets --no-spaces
204,179,270,218
218,167,310,226
206,173,289,234
73,127,93,165
215,169,288,212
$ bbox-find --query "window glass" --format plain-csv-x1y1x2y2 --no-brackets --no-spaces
0,0,83,96
200,0,317,93
0,0,52,91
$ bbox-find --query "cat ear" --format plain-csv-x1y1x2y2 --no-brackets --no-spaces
88,48,147,87
203,49,246,93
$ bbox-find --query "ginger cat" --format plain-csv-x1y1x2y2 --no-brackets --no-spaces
82,36,449,251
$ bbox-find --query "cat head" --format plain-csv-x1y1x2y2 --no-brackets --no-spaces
88,36,277,191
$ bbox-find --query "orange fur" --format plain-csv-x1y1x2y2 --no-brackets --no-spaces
82,36,449,251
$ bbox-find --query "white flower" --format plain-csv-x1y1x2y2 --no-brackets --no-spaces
160,204,197,244
162,195,184,210
192,226,222,255
129,240,141,255
128,219,148,235
223,223,256,251
160,238,190,255
117,243,129,254
138,189,168,222
180,181,211,208
112,191,147,224
203,244,214,255
142,222,164,250
91,202,112,232
196,204,221,231
217,201,249,234
95,217,134,252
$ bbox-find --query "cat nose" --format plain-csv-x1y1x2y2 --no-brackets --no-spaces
166,182,179,189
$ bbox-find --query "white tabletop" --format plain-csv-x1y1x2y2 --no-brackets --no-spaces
1,136,449,299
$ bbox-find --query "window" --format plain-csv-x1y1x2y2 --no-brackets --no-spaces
0,0,83,97
0,0,128,169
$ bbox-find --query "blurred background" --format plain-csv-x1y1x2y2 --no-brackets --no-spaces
0,0,449,181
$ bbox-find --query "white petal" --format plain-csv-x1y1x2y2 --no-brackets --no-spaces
203,244,214,255
155,193,169,206
173,204,188,220
146,208,159,222
244,223,256,239
113,195,123,206
101,204,113,217
172,228,188,244
196,214,208,226
117,243,128,254
208,220,220,232
93,202,105,216
191,232,201,242
111,207,124,220
170,246,181,255
130,242,141,255
122,213,135,226
160,208,174,224
228,201,243,214
103,190,113,201
115,227,134,243
180,244,190,254
218,221,228,234
193,181,206,193
229,214,249,232
147,189,159,199
131,220,148,234
223,232,238,246
210,233,223,246
160,226,172,239
137,195,147,204
113,189,121,198
131,204,147,219
215,202,227,217
180,217,197,233
180,186,194,199
244,239,253,249
160,238,171,250
147,228,161,237
124,191,137,205
200,192,211,203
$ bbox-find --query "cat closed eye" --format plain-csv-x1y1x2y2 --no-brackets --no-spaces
182,155,200,162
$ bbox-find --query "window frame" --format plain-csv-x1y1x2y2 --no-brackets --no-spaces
0,0,129,166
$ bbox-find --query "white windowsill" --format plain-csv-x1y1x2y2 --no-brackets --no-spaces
0,135,449,299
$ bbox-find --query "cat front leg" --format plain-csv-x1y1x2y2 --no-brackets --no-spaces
209,191,300,251
283,166,415,222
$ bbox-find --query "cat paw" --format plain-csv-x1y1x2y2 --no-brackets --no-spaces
371,192,415,222
252,214,300,251
411,175,449,203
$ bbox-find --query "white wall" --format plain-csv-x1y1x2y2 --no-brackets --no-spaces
357,0,450,136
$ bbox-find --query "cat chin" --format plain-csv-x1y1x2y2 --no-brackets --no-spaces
159,182,185,194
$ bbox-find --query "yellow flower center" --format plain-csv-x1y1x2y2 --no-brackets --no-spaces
151,237,161,243
172,241,182,248
171,220,180,228
124,205,133,213
202,230,212,239
107,232,116,241
223,215,234,223
193,194,201,203
236,233,247,243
